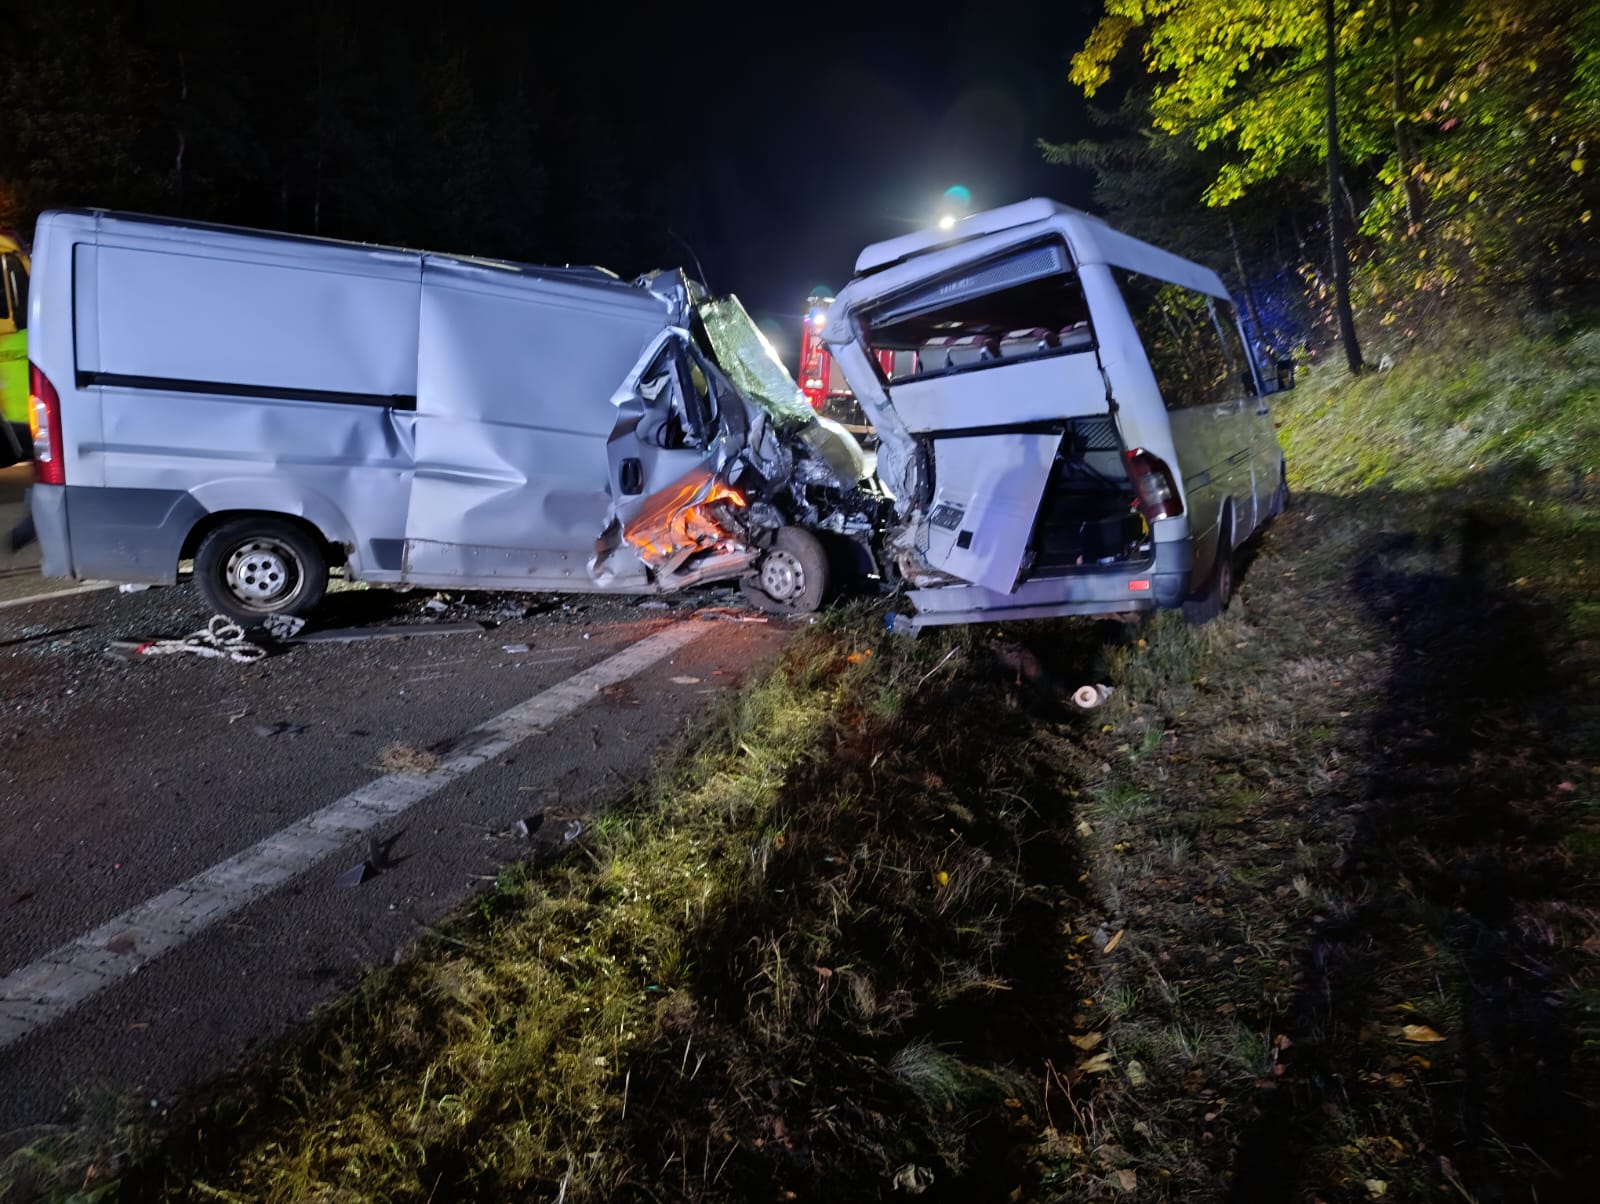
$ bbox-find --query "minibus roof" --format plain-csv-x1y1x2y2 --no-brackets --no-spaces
853,198,1228,300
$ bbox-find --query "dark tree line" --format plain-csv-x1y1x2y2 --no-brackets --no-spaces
0,2,717,276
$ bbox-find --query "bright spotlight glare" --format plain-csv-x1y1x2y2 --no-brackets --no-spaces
938,214,957,231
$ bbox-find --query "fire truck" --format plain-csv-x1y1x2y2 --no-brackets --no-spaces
796,287,891,442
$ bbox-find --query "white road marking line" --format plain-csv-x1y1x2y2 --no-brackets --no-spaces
0,620,709,1048
0,582,115,610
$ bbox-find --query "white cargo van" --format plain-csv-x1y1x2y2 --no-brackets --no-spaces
26,210,872,622
822,198,1290,627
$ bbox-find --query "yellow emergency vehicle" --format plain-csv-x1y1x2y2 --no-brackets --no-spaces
1,231,32,457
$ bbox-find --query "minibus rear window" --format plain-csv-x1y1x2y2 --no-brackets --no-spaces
862,241,1093,385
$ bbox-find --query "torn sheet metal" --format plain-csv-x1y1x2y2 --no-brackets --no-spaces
618,468,748,575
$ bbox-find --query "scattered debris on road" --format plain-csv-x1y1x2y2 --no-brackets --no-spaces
511,815,544,840
261,614,307,640
334,860,377,888
253,721,309,738
108,615,268,663
694,607,770,624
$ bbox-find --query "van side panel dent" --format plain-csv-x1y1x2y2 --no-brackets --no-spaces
402,261,669,583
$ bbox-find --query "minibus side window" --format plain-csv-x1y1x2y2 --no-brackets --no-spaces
0,256,13,325
1113,269,1237,411
1211,299,1254,393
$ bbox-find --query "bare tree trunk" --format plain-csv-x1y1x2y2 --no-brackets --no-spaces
1324,0,1365,375
1228,214,1266,345
1387,0,1426,235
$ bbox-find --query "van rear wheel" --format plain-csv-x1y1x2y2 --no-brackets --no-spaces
194,517,328,624
740,526,830,614
1182,536,1234,626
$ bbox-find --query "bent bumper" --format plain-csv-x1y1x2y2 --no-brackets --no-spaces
906,538,1193,628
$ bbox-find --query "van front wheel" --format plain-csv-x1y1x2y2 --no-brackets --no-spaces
740,526,830,614
194,517,328,624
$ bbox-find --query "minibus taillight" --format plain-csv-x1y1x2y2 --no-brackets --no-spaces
28,363,65,486
1124,448,1182,521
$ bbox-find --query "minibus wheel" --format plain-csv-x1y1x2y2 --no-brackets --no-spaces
1182,533,1234,626
194,516,329,624
740,526,830,614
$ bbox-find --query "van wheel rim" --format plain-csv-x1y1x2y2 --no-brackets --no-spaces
225,538,300,605
759,550,806,601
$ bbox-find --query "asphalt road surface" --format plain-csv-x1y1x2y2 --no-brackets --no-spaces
0,573,794,1138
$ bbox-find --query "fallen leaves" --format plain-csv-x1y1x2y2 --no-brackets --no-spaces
1068,1031,1104,1051
1102,928,1126,953
1079,1051,1116,1074
1400,1024,1446,1043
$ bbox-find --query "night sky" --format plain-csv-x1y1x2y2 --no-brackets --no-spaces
532,0,1098,358
6,1,1101,367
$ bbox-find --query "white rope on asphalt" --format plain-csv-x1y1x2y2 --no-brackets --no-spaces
133,615,268,663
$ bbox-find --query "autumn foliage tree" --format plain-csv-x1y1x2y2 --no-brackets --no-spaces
1060,0,1600,347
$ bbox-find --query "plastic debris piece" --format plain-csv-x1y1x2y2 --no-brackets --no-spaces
118,583,152,593
253,721,308,738
512,815,544,839
334,861,377,888
695,607,770,624
891,1164,934,1195
502,643,531,653
562,819,583,843
636,600,671,610
290,621,484,644
262,613,307,640
670,675,701,685
423,597,449,612
1072,683,1114,709
885,613,917,636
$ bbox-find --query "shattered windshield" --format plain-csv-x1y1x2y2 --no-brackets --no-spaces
696,296,816,427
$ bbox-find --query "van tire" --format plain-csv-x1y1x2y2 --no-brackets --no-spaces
740,526,830,614
1182,530,1234,626
194,517,328,624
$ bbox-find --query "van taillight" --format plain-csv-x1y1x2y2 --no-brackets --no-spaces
1124,448,1182,521
29,363,65,486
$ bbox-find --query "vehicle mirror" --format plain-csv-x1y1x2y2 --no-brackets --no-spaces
1276,359,1296,391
